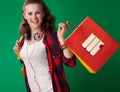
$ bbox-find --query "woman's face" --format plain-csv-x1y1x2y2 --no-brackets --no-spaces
23,3,45,30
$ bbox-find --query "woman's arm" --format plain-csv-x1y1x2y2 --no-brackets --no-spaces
57,22,74,59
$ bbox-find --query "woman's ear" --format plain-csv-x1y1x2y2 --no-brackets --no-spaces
23,11,26,19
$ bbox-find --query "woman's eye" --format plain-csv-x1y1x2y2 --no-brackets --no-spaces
36,12,41,14
28,12,32,15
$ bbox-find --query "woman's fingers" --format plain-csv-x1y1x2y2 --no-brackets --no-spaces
13,40,21,55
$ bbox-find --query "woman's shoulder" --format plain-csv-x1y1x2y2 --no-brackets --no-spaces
44,31,59,44
51,31,57,36
46,31,57,38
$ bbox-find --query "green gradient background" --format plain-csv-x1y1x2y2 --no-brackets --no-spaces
0,0,120,92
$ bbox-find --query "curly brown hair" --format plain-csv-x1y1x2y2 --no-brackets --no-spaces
20,0,56,39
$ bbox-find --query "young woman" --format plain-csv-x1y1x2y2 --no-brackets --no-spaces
13,0,76,92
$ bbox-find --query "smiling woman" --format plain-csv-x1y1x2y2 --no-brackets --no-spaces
23,3,45,33
13,0,76,92
0,0,119,92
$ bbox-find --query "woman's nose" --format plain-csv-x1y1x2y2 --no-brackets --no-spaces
32,14,37,19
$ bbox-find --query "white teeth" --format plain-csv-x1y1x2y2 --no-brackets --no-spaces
31,20,38,23
31,21,38,24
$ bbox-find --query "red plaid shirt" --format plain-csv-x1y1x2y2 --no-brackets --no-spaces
20,32,76,92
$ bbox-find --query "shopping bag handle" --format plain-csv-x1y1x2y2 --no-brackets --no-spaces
66,21,78,32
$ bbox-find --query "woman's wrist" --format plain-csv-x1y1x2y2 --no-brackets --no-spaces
61,43,67,50
58,37,65,44
58,37,68,50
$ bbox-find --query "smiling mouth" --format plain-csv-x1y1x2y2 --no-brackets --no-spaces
31,21,39,25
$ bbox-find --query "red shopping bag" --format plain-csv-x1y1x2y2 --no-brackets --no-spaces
65,16,119,73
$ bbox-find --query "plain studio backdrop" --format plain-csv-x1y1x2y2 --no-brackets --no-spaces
0,0,120,92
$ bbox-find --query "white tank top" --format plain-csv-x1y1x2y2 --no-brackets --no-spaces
20,38,53,92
